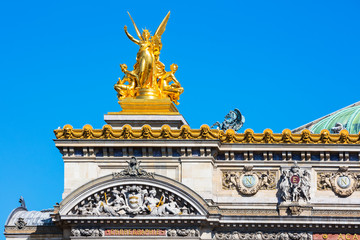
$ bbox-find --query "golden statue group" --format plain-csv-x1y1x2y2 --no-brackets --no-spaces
114,12,183,105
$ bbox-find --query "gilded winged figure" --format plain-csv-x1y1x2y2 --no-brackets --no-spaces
114,12,183,104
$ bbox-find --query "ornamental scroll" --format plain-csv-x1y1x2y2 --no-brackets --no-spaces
223,166,276,195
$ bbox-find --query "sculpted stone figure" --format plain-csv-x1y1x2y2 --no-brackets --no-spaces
165,195,181,215
92,194,117,216
331,122,345,134
144,188,163,215
107,189,126,215
278,162,311,203
279,170,290,201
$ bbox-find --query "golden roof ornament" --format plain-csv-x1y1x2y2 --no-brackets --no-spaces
113,12,183,115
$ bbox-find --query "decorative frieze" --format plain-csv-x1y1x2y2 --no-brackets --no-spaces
214,231,312,240
104,229,166,236
312,210,360,217
68,184,196,216
71,228,199,237
222,166,276,195
317,166,360,197
71,228,104,237
219,209,277,216
168,229,200,237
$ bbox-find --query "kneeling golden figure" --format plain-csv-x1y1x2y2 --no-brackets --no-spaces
114,64,139,100
158,64,184,105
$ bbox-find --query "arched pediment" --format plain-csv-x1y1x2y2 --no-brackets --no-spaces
59,173,209,218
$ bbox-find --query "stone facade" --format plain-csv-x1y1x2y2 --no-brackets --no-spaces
4,113,360,239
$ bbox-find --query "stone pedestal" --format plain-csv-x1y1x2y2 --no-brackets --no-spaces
106,98,189,129
116,98,179,115
104,113,189,129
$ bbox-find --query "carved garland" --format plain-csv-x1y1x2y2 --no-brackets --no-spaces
54,125,360,144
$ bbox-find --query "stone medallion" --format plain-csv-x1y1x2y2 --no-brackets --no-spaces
290,175,300,185
242,175,257,188
336,176,351,189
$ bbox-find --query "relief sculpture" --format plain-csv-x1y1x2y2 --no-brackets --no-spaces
279,162,311,203
69,184,196,216
214,231,312,240
223,166,276,195
317,166,360,197
278,162,311,216
69,157,196,216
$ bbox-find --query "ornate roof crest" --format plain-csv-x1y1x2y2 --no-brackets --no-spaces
113,157,154,178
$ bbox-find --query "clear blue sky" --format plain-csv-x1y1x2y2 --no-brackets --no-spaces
1,0,359,236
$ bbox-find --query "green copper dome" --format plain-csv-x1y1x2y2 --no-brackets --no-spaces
311,105,360,134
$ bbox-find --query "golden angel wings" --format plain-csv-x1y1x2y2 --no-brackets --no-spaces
114,11,184,105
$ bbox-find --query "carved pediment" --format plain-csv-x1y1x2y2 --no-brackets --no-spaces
68,183,197,216
58,175,208,219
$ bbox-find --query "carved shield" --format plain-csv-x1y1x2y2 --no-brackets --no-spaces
127,192,143,209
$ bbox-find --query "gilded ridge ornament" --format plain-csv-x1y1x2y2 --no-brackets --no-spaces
114,12,183,105
317,166,360,197
54,125,360,144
